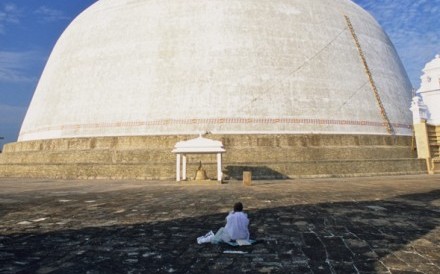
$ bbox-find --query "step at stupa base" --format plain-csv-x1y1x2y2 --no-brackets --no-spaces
0,134,428,180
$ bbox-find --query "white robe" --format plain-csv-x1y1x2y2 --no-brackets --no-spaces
224,211,250,241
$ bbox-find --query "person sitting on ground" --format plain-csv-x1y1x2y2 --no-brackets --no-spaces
211,202,250,243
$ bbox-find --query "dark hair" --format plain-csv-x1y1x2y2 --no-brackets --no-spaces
233,202,243,212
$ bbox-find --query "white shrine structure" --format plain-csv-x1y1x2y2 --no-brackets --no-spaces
172,136,225,182
410,54,440,173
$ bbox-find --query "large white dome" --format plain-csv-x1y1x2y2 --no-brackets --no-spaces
19,0,413,141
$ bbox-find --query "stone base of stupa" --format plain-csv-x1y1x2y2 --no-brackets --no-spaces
0,134,427,180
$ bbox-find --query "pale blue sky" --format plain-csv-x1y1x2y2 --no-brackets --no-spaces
0,0,439,146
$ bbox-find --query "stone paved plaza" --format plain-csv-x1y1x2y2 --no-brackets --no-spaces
0,175,439,273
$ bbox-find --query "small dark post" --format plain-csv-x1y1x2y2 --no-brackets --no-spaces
243,171,252,186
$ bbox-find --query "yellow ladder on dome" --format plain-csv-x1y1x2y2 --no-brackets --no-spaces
344,15,395,136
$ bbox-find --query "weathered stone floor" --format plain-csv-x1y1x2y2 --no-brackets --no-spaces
0,175,439,273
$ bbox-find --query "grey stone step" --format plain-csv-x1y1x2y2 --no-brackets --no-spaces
0,158,427,180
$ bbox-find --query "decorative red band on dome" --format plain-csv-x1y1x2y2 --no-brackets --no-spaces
20,117,413,138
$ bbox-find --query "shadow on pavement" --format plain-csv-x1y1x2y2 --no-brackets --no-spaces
1,190,439,273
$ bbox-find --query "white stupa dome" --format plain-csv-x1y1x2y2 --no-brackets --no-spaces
416,54,440,125
19,0,413,141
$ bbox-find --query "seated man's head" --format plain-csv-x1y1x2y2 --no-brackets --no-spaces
234,202,243,212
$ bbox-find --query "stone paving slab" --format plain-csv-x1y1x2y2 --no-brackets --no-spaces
0,175,439,273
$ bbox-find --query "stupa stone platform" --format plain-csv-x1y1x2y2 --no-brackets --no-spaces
0,175,439,273
0,134,427,180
